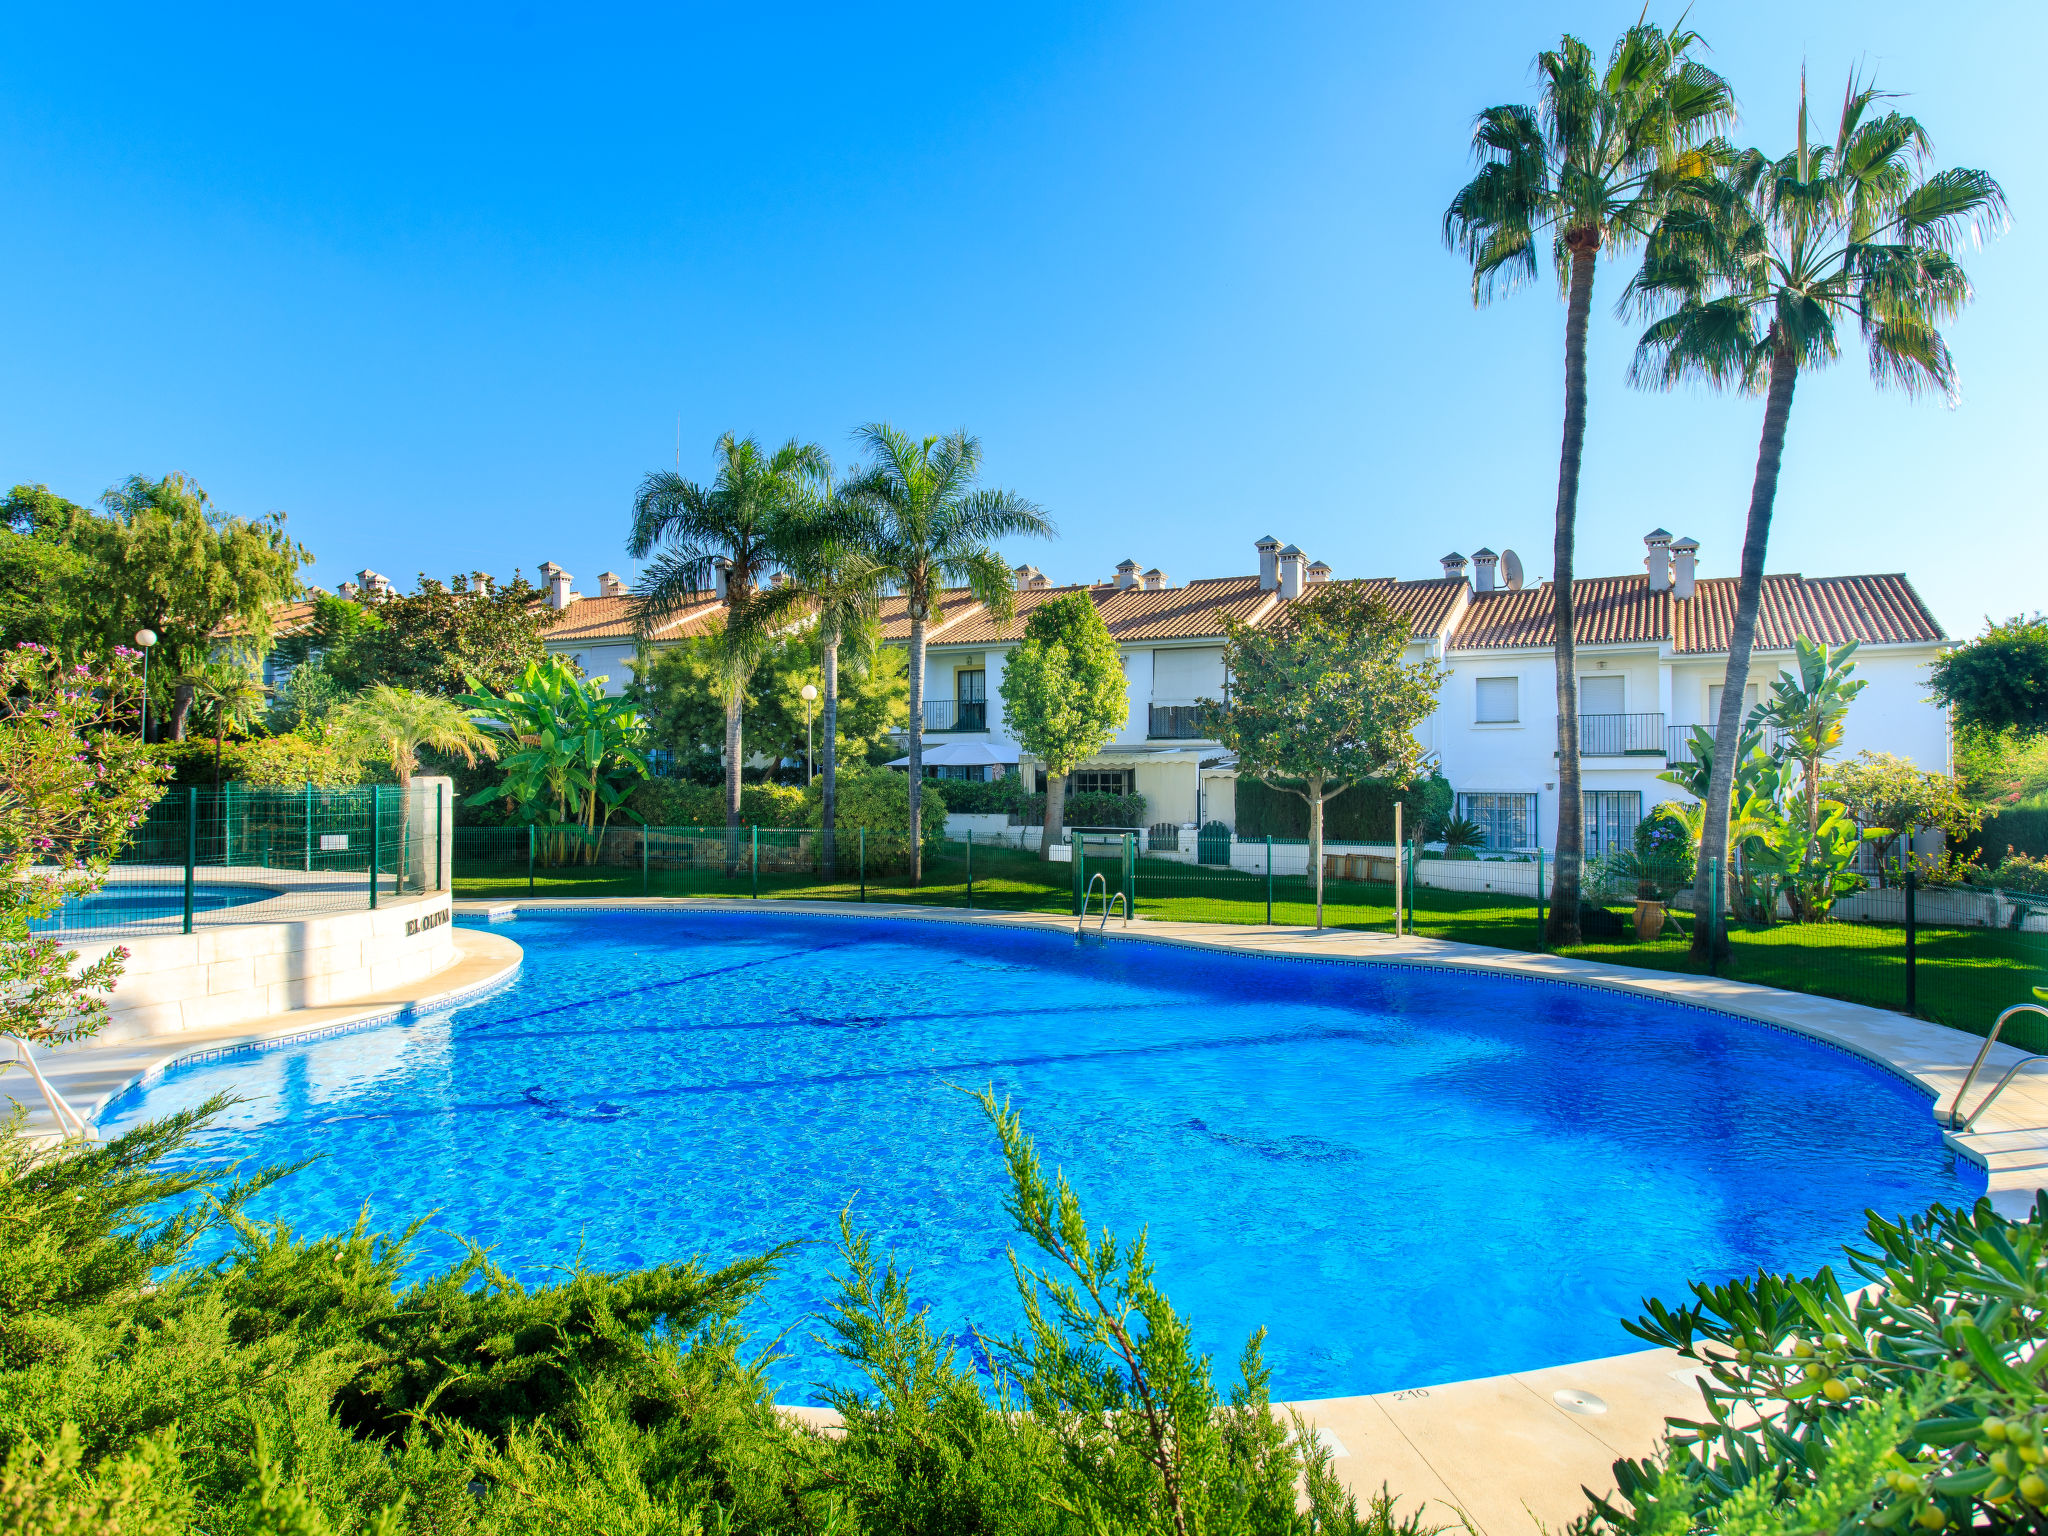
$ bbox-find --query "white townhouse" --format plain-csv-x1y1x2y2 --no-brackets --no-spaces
879,530,1953,852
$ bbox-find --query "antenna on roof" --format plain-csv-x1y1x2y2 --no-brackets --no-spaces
1501,550,1525,591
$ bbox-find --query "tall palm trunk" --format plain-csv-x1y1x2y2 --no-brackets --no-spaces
724,687,744,875
1546,232,1599,946
1690,338,1798,962
906,614,926,884
821,633,840,877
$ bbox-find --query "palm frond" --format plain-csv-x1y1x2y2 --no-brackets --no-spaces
1895,168,2010,251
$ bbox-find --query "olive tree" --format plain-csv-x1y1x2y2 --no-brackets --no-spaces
1204,587,1445,928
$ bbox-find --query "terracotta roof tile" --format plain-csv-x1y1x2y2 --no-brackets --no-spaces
544,595,726,644
1449,576,1670,649
1095,575,1276,641
1311,577,1469,640
1672,574,1945,654
878,590,988,642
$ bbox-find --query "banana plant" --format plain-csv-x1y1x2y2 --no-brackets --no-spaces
457,657,649,864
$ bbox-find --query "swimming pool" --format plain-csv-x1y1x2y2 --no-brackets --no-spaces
100,908,1980,1404
33,881,275,933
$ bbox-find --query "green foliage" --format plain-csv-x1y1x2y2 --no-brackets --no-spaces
1586,1193,2048,1536
1236,776,1452,844
1984,851,2048,896
1825,750,1982,875
925,774,1025,815
318,575,559,698
265,655,349,735
0,645,170,1052
627,778,810,829
331,685,497,788
0,476,311,730
233,729,368,792
997,592,1129,777
1018,790,1149,830
1636,803,1697,886
1,1085,1426,1536
804,765,945,859
1956,725,2048,813
1929,614,2048,738
459,658,649,860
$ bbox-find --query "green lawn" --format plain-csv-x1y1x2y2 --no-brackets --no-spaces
455,838,2048,1051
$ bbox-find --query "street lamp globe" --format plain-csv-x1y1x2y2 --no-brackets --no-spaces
801,684,817,702
134,629,157,648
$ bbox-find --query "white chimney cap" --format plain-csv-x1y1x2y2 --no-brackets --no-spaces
1255,534,1281,550
1671,535,1700,551
1277,543,1304,557
1645,528,1672,543
1306,559,1331,574
1116,557,1139,571
1441,552,1468,573
537,561,561,577
1472,547,1498,561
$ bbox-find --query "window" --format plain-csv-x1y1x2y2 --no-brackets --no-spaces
1151,646,1225,701
1579,675,1625,715
955,668,986,702
1583,791,1642,858
1475,677,1519,723
1041,769,1133,796
1456,792,1537,850
924,764,990,782
1707,682,1759,723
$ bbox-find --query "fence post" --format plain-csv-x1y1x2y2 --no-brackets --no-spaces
182,787,197,935
527,824,535,897
751,826,760,898
1124,832,1134,923
1072,832,1084,916
1536,847,1546,949
859,828,866,902
436,785,445,893
1905,861,1919,1015
304,780,313,871
1707,857,1720,977
1393,803,1404,939
965,830,973,909
223,780,232,867
642,822,649,896
1266,835,1274,925
369,788,380,910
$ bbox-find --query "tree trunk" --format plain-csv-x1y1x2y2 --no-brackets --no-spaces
906,615,926,884
1041,770,1065,859
724,685,743,875
1546,232,1599,947
1308,776,1326,930
821,634,840,877
170,681,194,742
1690,338,1799,963
213,729,224,790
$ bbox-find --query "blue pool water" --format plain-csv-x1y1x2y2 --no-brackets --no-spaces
33,881,274,932
100,909,1979,1403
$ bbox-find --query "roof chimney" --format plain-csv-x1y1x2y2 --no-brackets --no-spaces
1013,562,1038,590
1256,534,1281,591
1141,567,1167,591
1277,544,1306,600
1029,571,1051,590
598,571,627,598
1672,536,1699,600
1440,551,1469,584
1306,559,1331,586
337,581,359,601
356,569,393,598
1472,548,1499,593
1115,558,1140,591
1644,528,1673,592
541,563,575,611
711,557,730,600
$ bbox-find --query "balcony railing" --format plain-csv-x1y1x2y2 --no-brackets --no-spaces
919,698,987,733
1665,719,1790,761
1578,712,1667,756
1147,703,1214,741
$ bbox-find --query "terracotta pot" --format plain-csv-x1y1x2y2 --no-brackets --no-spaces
1633,899,1667,942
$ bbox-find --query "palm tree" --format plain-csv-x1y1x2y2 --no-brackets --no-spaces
839,425,1053,882
1626,72,2006,961
333,684,499,788
628,433,826,834
183,660,270,788
1444,21,1732,945
779,490,887,874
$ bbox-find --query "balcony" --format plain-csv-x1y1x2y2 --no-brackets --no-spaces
919,698,987,733
1147,703,1214,741
1665,719,1789,761
1578,712,1666,757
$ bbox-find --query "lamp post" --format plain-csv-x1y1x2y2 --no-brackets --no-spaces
801,683,818,784
134,629,158,741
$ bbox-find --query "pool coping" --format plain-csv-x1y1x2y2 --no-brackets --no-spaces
23,898,2047,1534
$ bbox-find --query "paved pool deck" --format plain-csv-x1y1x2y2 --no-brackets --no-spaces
12,898,2047,1535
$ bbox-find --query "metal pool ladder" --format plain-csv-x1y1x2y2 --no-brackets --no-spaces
1077,873,1128,939
1944,1004,2048,1132
4,1032,97,1142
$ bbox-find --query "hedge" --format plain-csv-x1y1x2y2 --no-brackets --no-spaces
1235,774,1453,842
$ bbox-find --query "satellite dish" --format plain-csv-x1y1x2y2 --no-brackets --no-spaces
1501,549,1525,591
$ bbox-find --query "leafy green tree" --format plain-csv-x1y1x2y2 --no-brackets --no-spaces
331,684,499,788
1205,587,1446,928
1929,613,2048,738
630,434,824,834
318,574,555,698
180,659,269,790
1757,639,1868,854
460,656,649,862
0,645,169,1056
1626,74,2006,960
1,476,310,739
996,592,1128,859
840,424,1052,882
1445,22,1732,946
1825,749,1982,877
802,762,946,869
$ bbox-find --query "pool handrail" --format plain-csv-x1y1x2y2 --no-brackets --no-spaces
1077,873,1128,937
4,1032,96,1141
1944,1004,2048,1130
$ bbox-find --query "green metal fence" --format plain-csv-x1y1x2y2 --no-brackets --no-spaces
39,785,447,939
452,822,2048,1047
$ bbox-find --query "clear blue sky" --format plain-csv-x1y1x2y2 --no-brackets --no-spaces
2,1,2039,636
